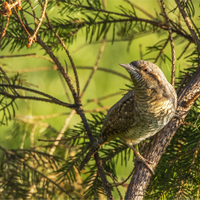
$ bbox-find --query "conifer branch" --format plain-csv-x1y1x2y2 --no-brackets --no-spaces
175,0,200,55
160,0,176,86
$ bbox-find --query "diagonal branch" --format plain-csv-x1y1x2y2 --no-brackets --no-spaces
160,0,176,86
23,24,113,199
175,0,200,55
44,12,81,100
81,38,106,97
49,109,76,155
154,36,170,63
64,18,193,43
0,84,75,108
77,107,113,199
125,66,200,199
124,0,156,20
24,26,78,105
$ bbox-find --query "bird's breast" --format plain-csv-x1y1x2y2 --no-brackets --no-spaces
119,90,176,145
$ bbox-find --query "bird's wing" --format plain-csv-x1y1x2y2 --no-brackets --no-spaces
100,90,137,142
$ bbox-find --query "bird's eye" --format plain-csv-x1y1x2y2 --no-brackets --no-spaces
144,68,152,72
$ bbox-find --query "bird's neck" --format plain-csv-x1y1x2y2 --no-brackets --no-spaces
133,78,171,100
133,79,173,105
134,86,159,103
133,82,176,116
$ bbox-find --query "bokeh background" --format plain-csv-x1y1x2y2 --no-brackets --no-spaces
0,0,200,198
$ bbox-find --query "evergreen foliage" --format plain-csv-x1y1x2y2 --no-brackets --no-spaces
0,0,200,199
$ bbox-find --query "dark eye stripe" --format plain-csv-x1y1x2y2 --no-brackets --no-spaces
148,71,161,85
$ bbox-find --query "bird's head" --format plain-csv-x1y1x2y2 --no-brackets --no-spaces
119,60,175,97
120,60,169,89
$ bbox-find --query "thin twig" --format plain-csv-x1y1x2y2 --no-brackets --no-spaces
23,25,112,197
5,66,57,73
177,42,191,60
38,136,88,142
87,91,125,103
4,65,131,81
124,0,156,20
57,18,193,44
81,38,106,97
19,4,29,27
1,0,22,16
154,36,170,64
13,7,31,38
0,67,18,96
49,109,76,155
27,0,37,28
0,53,35,59
102,0,106,10
77,107,113,200
20,131,27,149
0,145,72,198
109,168,135,187
0,91,70,107
160,0,175,86
12,149,65,161
1,16,9,39
106,172,123,200
0,84,66,103
183,91,200,107
78,66,131,81
30,124,38,148
175,0,200,55
81,0,107,99
73,39,137,53
188,11,200,39
0,53,54,63
26,27,78,104
176,72,191,95
8,2,195,46
44,11,81,102
84,106,110,113
27,0,48,47
58,72,72,103
0,84,75,108
18,112,69,120
16,116,59,135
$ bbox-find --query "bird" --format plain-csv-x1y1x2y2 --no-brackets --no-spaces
80,60,177,174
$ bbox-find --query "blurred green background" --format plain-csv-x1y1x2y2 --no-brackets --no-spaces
0,0,199,198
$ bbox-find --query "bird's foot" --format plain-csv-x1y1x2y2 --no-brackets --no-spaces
134,156,154,175
128,144,155,174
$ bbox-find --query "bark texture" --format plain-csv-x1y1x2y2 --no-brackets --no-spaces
125,67,200,199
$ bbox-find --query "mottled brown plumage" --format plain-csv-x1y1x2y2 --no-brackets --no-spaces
80,60,177,173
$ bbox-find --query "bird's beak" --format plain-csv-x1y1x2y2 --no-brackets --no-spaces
119,63,132,71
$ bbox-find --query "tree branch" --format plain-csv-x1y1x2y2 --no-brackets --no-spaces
25,26,78,104
77,107,113,199
160,0,176,86
66,18,193,43
125,66,200,199
0,84,75,108
175,0,200,55
23,22,113,199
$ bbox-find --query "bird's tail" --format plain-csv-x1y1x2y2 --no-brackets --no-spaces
80,139,103,170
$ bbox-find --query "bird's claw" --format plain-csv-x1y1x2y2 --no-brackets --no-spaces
133,157,155,175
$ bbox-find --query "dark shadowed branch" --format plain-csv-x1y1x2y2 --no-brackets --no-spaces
125,65,200,199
